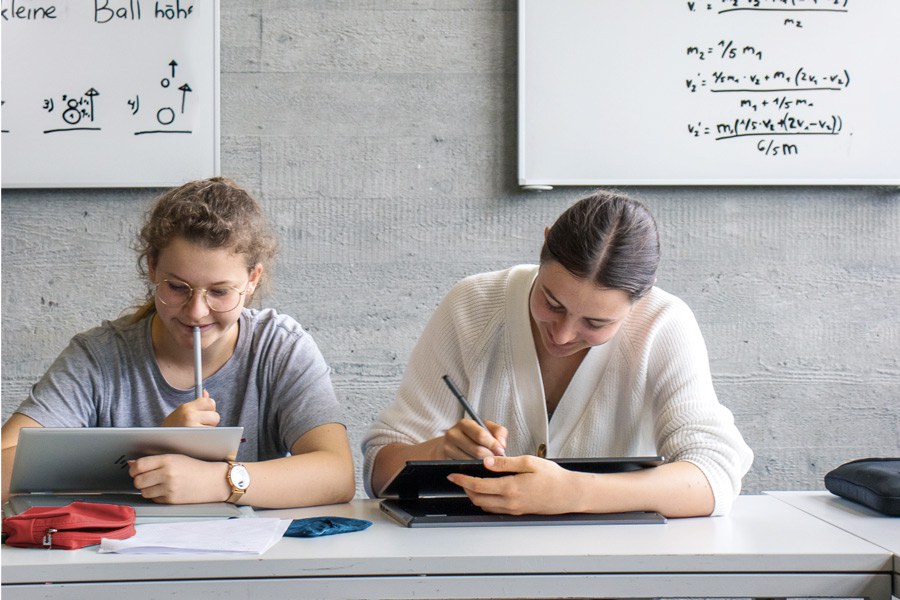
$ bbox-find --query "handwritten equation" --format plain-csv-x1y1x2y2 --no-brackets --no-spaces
695,0,849,16
518,0,898,185
691,111,842,136
684,1,855,159
686,66,850,92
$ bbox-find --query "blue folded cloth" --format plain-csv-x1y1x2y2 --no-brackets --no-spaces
284,516,372,538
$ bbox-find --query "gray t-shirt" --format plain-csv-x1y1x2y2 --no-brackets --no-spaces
15,308,343,462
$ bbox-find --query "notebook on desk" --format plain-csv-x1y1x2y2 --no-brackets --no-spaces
378,456,668,527
5,427,250,521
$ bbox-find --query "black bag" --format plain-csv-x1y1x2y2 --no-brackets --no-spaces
824,458,900,516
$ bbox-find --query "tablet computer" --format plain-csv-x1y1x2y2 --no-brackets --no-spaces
379,497,667,527
380,456,666,499
378,456,667,527
6,427,247,520
9,427,245,495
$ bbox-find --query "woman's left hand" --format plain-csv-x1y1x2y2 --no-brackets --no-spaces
128,454,230,504
446,454,580,515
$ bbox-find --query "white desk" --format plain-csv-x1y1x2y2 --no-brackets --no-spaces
1,495,893,600
767,491,900,599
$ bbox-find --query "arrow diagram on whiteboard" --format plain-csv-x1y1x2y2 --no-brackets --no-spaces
179,84,192,113
169,60,178,77
85,88,100,121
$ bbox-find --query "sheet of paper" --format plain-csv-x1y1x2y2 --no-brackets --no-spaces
99,517,292,555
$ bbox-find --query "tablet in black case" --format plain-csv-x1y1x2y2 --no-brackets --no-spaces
379,456,667,527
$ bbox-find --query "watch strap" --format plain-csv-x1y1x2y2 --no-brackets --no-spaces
226,460,247,504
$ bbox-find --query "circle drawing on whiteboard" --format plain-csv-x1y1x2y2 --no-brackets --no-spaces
157,107,175,125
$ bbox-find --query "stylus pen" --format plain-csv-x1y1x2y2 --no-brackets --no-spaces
442,374,488,430
193,326,203,399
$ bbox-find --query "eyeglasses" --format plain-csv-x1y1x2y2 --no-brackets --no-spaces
153,279,248,313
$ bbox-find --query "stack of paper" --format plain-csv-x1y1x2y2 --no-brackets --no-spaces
100,518,292,555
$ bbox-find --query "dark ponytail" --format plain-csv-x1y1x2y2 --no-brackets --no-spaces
540,190,659,301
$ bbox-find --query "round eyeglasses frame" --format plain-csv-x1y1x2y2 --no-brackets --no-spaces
153,279,248,313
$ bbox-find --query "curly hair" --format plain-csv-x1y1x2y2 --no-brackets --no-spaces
131,177,278,319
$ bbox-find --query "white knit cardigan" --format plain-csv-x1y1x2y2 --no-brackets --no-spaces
362,265,753,515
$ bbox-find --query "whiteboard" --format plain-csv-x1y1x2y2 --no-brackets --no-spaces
1,1,219,188
518,0,900,187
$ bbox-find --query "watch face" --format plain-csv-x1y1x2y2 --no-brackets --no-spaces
231,464,251,490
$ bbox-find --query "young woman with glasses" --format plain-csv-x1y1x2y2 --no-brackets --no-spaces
363,190,753,518
2,178,355,508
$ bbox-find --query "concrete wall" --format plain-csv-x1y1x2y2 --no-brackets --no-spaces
2,1,898,497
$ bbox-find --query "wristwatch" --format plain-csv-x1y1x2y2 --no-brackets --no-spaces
225,461,251,503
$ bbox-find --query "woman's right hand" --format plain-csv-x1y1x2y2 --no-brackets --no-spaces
162,391,220,427
370,420,508,497
440,419,507,459
129,454,230,504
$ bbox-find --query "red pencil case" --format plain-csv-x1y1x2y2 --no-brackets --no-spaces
2,502,136,549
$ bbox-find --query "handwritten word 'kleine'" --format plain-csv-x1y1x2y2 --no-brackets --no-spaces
94,0,193,23
1,0,57,20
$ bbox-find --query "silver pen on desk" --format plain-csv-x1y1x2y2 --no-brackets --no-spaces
193,326,203,399
441,374,488,430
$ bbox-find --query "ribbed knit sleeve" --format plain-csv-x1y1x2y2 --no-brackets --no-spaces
627,292,754,515
361,269,511,497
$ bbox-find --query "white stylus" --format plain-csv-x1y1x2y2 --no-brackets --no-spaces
193,326,203,399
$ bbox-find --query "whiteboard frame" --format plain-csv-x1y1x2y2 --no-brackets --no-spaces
517,0,900,188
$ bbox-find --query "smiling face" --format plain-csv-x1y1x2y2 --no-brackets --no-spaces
148,236,261,361
529,260,634,358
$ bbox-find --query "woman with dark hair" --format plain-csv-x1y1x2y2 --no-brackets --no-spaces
2,177,355,508
363,190,752,517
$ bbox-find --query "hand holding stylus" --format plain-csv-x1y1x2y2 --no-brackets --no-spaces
160,327,219,427
161,392,220,427
442,375,506,458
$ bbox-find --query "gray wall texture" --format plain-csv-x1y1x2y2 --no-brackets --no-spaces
2,1,898,498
